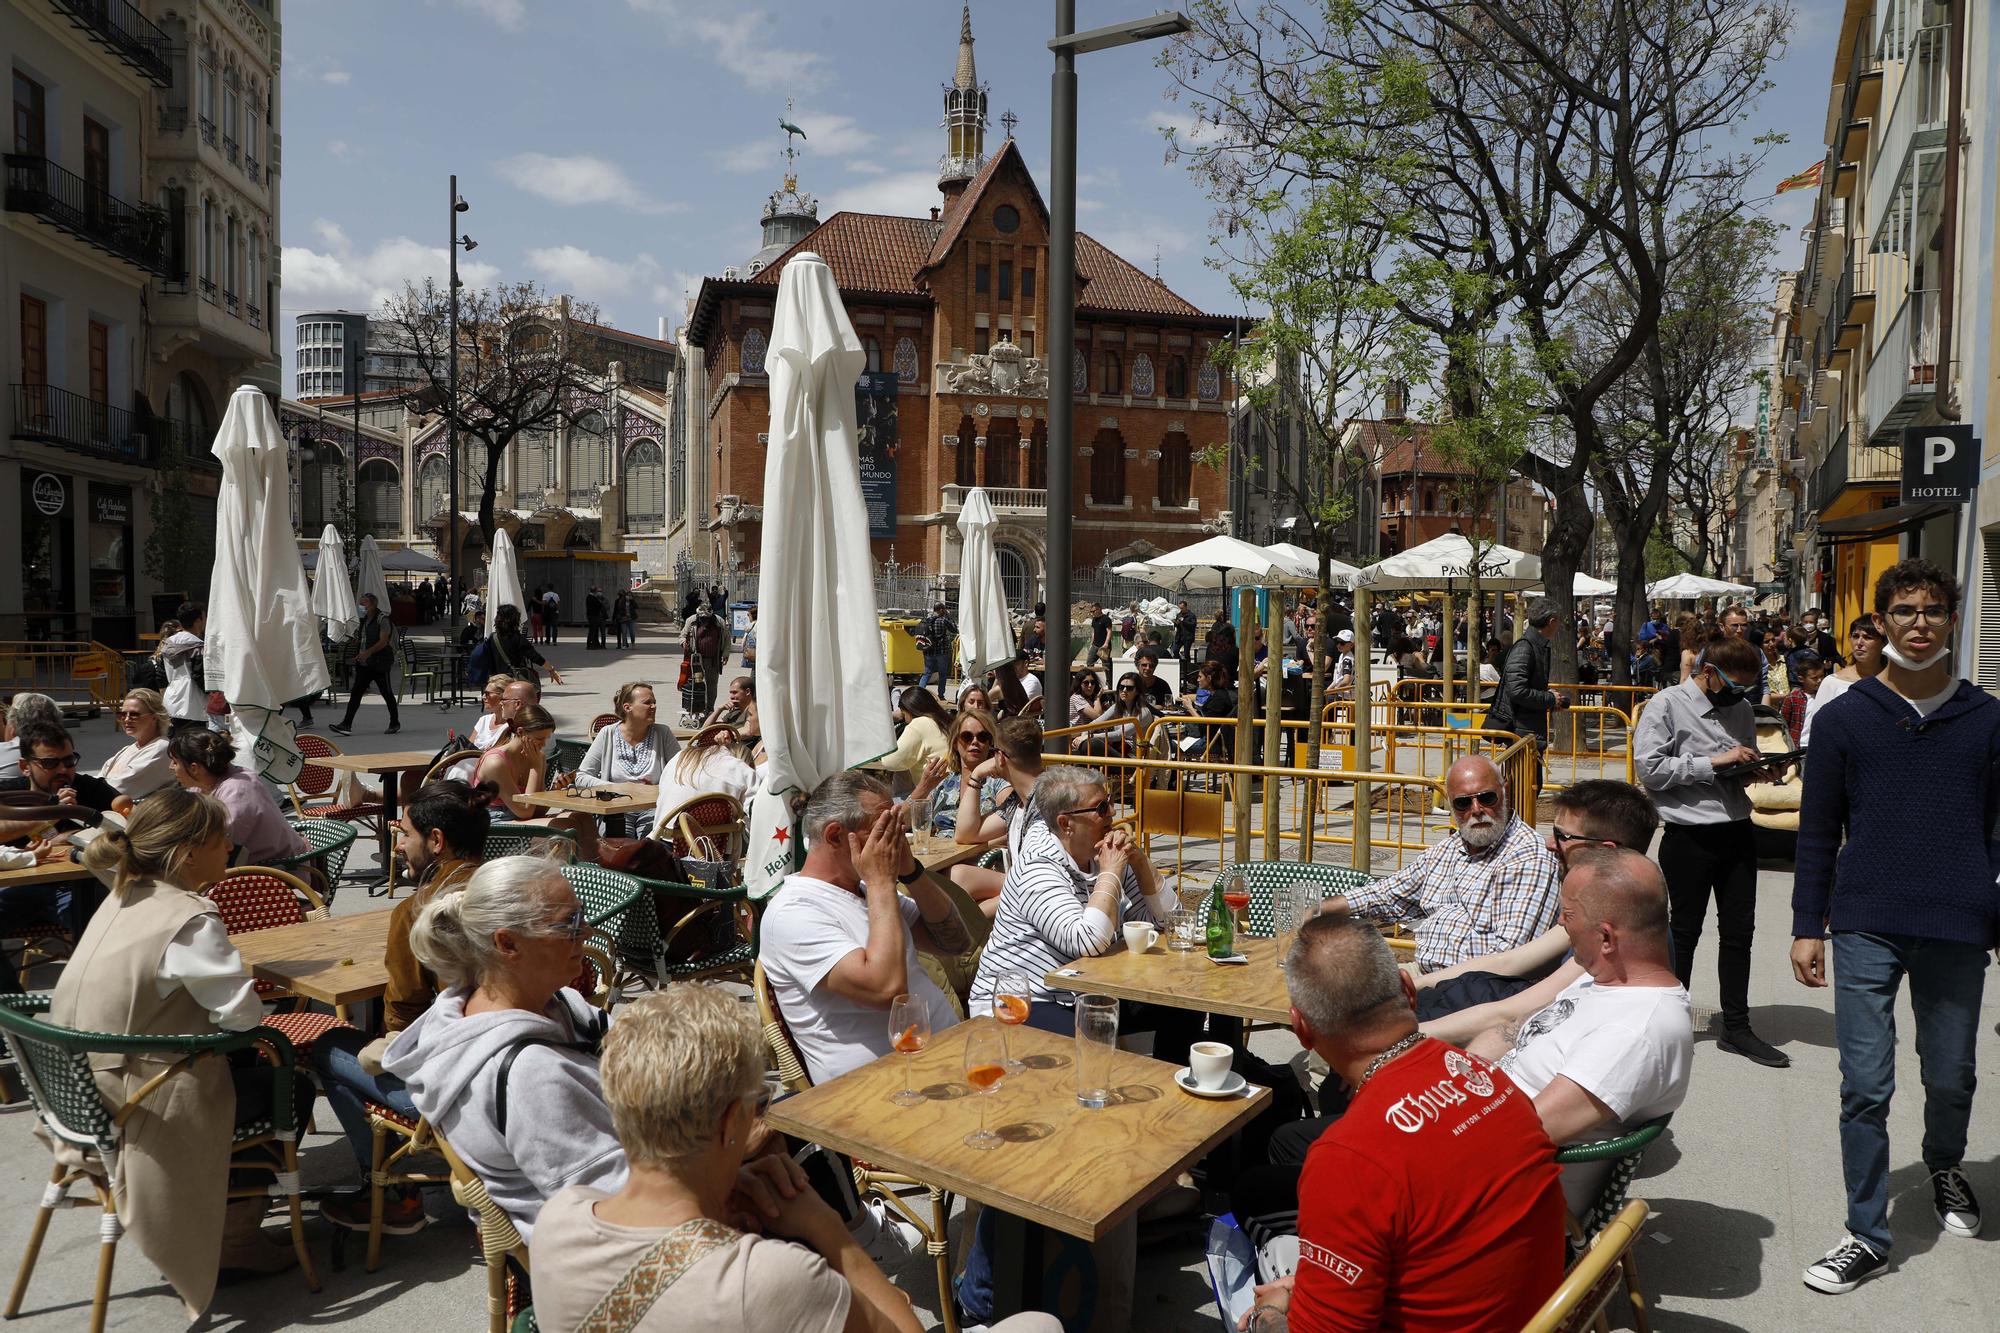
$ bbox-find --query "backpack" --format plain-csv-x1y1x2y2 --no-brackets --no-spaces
693,613,723,659
129,655,167,692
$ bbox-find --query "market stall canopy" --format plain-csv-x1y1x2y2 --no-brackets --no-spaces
1645,572,1756,600
1351,532,1542,592
1126,534,1318,590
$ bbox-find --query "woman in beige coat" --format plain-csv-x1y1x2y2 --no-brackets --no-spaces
52,789,305,1318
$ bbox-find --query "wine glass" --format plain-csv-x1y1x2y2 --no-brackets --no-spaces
887,994,930,1107
1221,869,1251,935
963,1025,1009,1150
992,971,1032,1074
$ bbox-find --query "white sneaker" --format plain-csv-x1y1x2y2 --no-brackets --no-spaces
850,1197,924,1264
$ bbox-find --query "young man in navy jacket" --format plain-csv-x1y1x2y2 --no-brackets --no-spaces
1792,558,1999,1294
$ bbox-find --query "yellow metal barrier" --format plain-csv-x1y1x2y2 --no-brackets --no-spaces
0,641,126,715
1540,704,1637,787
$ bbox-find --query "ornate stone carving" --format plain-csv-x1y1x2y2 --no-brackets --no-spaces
741,328,768,375
893,336,919,384
937,338,1050,399
1131,353,1156,398
1072,347,1087,394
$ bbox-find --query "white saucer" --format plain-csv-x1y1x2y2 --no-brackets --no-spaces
1175,1067,1248,1098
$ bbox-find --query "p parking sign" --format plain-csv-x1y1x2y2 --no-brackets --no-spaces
1902,425,1979,504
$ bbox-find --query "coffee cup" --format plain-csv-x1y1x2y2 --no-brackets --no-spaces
1189,1040,1232,1090
1123,921,1159,954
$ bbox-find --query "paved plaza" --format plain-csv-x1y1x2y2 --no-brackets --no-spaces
2,631,1995,1331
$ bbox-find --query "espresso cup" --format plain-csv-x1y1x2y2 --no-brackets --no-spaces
1123,921,1159,954
1189,1040,1233,1090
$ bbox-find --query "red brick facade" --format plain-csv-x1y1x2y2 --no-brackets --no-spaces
685,139,1235,591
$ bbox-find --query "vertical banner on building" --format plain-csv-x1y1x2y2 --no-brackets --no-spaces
855,372,899,540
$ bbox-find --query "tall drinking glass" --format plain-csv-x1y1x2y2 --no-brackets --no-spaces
1170,906,1202,969
992,971,1032,1075
963,1026,1009,1151
1274,883,1306,968
1075,994,1119,1110
888,994,930,1107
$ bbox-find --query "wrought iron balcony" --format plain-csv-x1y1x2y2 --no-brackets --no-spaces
199,116,216,146
244,153,259,182
224,290,239,316
11,383,157,465
3,154,166,274
45,0,173,87
247,303,262,329
157,106,188,134
200,276,217,304
223,136,238,164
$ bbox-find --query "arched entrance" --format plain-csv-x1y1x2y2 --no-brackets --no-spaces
995,542,1033,613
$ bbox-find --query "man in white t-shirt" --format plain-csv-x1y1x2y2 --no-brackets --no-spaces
1468,846,1693,1214
759,771,973,1085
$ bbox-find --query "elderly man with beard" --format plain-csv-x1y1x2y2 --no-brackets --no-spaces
1320,756,1563,974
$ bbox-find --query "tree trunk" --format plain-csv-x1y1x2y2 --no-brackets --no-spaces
478,440,504,552
1538,479,1594,750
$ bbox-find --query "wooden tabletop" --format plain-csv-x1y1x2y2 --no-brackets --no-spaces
0,858,96,887
1043,936,1292,1025
313,750,441,776
230,909,396,1007
764,1016,1268,1241
909,833,1001,873
520,783,659,816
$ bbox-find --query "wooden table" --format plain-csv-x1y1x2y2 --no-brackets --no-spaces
314,749,440,888
909,833,1001,874
0,858,98,888
231,909,396,1009
1043,936,1292,1026
765,1016,1269,1242
519,782,659,816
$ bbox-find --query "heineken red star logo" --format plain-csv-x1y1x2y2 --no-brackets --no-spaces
772,826,789,845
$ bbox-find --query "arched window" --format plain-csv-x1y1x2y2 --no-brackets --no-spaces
1089,427,1125,505
995,543,1032,611
1130,353,1155,398
299,440,344,532
953,414,977,488
415,454,447,523
1100,351,1121,395
1158,431,1193,508
1072,346,1087,394
741,328,767,375
567,412,609,507
624,439,665,530
983,420,1018,489
894,337,920,384
357,458,401,537
1026,422,1048,490
863,337,882,374
1164,355,1189,399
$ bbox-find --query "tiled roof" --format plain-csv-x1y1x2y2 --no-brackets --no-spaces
1349,421,1469,476
574,317,673,350
744,213,935,295
921,139,1048,272
1074,233,1207,318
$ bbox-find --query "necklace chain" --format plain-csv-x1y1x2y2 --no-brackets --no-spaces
1358,1031,1426,1089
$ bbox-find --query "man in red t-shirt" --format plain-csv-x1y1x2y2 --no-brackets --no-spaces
1242,916,1566,1333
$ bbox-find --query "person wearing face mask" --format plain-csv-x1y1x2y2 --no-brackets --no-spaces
1633,632,1783,1068
1790,559,2000,1295
1802,615,1886,747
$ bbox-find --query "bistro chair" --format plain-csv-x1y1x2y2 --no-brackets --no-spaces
289,733,386,838
1518,1200,1650,1333
587,713,619,738
653,792,747,864
484,824,579,863
207,868,358,1046
753,961,960,1333
0,993,318,1332
274,817,360,906
545,737,591,788
1551,1117,1670,1333
434,1125,531,1333
559,863,655,992
1220,860,1414,959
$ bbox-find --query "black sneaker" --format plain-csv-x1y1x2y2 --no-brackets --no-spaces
329,723,352,736
385,723,401,735
1803,1233,1887,1293
1933,1167,1981,1237
1718,1025,1790,1068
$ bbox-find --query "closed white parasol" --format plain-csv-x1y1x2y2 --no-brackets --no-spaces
955,487,1016,679
310,524,358,644
356,535,392,611
487,527,527,623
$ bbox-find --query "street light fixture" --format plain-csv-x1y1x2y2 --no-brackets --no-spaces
448,177,468,623
1043,4,1191,703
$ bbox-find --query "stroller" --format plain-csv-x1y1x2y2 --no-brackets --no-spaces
678,656,712,728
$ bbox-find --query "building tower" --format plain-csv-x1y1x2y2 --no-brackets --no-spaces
938,2,988,205
746,105,820,276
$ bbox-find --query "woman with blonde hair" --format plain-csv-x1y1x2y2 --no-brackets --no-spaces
54,790,309,1313
472,703,599,859
382,856,621,1240
577,682,679,839
95,687,175,809
651,722,757,824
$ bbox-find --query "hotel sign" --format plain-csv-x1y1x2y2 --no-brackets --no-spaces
1901,425,1979,505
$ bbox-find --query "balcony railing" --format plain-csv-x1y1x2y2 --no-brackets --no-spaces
1811,417,1902,515
223,136,238,164
244,152,259,182
940,484,1048,514
247,303,262,329
1868,26,1950,253
11,383,156,464
46,0,173,87
199,116,216,146
224,290,239,316
1865,289,1944,443
199,276,217,304
3,154,166,274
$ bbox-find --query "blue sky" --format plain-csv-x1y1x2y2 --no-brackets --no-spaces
277,0,1845,381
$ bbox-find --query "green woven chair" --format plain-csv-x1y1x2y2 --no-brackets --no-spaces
638,877,755,986
545,737,591,787
0,993,319,1332
1219,861,1379,938
486,824,579,862
559,863,657,992
1552,1115,1670,1333
276,817,360,904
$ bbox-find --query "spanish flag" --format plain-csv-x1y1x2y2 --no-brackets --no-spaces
1775,161,1824,195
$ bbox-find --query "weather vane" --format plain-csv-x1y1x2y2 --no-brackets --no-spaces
778,97,807,190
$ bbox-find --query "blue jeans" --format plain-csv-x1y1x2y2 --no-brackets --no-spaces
1832,931,1988,1255
921,651,951,692
310,1024,420,1181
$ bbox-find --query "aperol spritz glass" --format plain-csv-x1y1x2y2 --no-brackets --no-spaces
888,994,930,1107
963,1025,1008,1150
992,970,1031,1074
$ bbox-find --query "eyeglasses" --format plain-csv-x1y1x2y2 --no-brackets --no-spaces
540,905,586,942
1065,798,1113,820
1118,684,1137,692
1449,789,1501,813
1882,605,1952,628
24,753,81,771
1548,825,1600,848
116,710,148,720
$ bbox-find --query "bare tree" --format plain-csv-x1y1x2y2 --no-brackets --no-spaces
1666,426,1742,578
380,280,604,551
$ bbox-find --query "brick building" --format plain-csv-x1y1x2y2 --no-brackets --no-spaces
1351,418,1548,557
681,6,1234,607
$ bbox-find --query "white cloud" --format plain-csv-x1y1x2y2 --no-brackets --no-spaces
1145,109,1214,150
624,0,827,90
321,68,352,86
824,169,947,219
1088,222,1200,272
495,153,682,215
523,245,664,302
327,139,360,162
282,222,499,313
450,0,525,30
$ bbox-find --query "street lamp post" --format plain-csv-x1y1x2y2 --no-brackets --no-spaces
1044,6,1190,703
448,177,474,625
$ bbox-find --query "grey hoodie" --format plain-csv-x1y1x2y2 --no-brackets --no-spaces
382,985,625,1241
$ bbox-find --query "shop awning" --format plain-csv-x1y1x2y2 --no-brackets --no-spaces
1813,502,1952,545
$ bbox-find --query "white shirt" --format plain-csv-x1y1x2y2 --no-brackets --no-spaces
95,736,174,799
447,713,511,785
161,630,206,720
652,749,757,823
758,874,958,1084
160,912,264,1030
1020,671,1044,700
1498,973,1693,1214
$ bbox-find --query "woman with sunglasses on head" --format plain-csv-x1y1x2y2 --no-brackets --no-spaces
875,684,951,777
383,857,620,1242
652,722,758,827
474,703,600,859
96,688,176,810
576,682,679,838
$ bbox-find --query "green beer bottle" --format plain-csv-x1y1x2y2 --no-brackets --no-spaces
1206,879,1235,958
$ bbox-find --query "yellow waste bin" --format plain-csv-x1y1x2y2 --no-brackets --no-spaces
880,618,925,678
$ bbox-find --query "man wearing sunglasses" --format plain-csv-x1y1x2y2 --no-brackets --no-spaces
0,721,116,985
1792,559,2000,1294
0,720,119,839
1320,755,1561,974
1634,631,1783,1070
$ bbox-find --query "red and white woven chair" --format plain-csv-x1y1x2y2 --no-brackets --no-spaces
207,867,357,1046
288,733,386,838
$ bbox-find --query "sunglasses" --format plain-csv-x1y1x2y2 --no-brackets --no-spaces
957,729,992,744
116,710,149,720
1450,789,1501,813
1065,798,1113,820
1548,826,1600,848
24,753,81,771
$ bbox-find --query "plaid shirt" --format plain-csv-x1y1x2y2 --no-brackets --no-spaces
1343,813,1563,972
1776,687,1810,745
